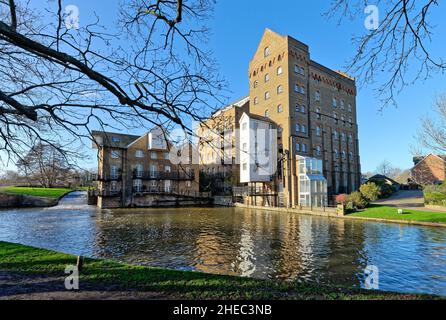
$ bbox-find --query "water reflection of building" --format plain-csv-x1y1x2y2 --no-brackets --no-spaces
91,207,367,287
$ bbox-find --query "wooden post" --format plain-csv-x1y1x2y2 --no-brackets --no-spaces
76,255,84,272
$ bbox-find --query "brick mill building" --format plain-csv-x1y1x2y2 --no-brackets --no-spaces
411,154,446,185
92,127,201,208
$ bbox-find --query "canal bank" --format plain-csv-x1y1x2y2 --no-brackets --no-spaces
0,241,439,300
234,203,446,228
1,191,446,296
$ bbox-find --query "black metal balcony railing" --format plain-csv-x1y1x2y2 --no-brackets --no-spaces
132,170,195,181
92,173,122,181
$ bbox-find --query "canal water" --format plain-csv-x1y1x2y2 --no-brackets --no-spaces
0,191,445,296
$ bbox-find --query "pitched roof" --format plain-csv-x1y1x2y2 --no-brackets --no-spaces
368,174,400,185
412,153,446,170
91,130,141,149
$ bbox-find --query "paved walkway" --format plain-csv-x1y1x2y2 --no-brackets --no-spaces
0,271,171,300
373,190,446,212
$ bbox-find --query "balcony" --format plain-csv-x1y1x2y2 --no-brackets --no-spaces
132,170,195,181
93,173,122,181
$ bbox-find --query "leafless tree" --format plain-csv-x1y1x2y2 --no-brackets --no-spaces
417,96,446,154
326,0,445,108
16,143,71,187
0,0,222,166
375,159,401,177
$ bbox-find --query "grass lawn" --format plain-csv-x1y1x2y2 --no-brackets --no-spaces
0,241,439,300
0,186,72,199
350,205,446,224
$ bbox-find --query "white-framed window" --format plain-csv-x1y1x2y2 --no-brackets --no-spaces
150,164,157,177
254,97,259,105
295,142,300,152
135,149,144,158
264,109,269,118
332,97,337,108
111,165,118,179
135,164,143,177
133,179,142,192
264,47,270,57
265,73,270,82
316,145,321,156
294,84,299,92
242,162,248,171
150,152,157,159
316,126,321,136
111,150,120,159
277,85,283,94
277,66,283,75
315,91,321,101
277,104,283,113
242,122,247,131
165,165,171,173
265,91,270,100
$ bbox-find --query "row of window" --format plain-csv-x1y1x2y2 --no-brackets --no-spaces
295,143,354,160
111,149,170,160
315,92,353,112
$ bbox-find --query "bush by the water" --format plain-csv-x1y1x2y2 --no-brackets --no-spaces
359,182,381,202
347,191,368,209
423,185,446,206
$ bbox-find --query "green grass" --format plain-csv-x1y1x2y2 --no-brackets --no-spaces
350,205,446,224
0,241,439,300
0,187,72,199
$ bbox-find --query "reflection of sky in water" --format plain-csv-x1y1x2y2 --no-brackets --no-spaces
0,192,445,296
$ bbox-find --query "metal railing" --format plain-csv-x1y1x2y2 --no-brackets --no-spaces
132,170,195,181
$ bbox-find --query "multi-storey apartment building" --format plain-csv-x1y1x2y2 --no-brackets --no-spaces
197,97,249,194
92,127,200,208
246,29,361,206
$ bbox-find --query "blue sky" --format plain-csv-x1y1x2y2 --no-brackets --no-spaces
1,0,445,173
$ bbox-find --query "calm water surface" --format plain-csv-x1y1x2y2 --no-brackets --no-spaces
0,191,445,296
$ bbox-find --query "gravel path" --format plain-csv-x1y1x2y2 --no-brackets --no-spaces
373,190,425,209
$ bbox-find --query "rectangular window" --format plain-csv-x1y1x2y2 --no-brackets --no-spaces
151,152,157,160
135,149,143,158
111,150,120,159
242,163,248,171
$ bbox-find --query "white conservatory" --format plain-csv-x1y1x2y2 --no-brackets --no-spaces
297,156,328,207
